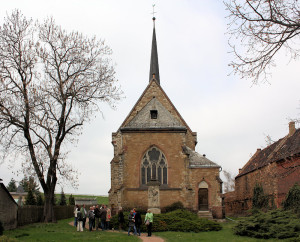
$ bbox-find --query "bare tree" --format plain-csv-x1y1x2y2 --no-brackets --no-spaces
263,133,275,146
0,10,121,222
224,0,300,83
223,170,235,193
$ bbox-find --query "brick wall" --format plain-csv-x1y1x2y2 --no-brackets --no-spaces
224,155,300,216
276,156,300,206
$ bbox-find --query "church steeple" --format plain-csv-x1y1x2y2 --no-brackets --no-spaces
149,17,160,84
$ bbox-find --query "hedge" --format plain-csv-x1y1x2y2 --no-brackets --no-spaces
110,209,221,233
234,209,300,239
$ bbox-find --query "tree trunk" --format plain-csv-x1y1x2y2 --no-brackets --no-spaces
43,191,57,223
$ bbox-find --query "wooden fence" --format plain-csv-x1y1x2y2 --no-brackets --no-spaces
17,205,74,226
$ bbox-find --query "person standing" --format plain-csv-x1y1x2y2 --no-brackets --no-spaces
74,205,79,227
100,204,107,230
88,206,95,232
118,208,125,231
128,210,137,236
77,205,83,232
144,209,153,237
106,206,111,230
80,204,87,229
134,210,142,236
94,205,101,230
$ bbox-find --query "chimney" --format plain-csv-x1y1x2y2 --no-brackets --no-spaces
239,168,242,174
257,148,261,152
289,121,296,136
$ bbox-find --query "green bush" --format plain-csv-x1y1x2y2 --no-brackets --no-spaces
68,194,75,205
252,183,269,209
36,193,44,206
162,201,184,213
110,209,221,233
233,209,300,239
0,220,3,235
283,183,300,214
25,188,37,205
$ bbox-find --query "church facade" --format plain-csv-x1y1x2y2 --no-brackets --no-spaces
109,18,223,218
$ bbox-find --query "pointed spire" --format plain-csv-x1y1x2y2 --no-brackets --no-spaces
149,17,160,84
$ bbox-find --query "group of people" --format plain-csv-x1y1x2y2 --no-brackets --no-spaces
74,204,111,232
74,205,154,237
118,208,154,237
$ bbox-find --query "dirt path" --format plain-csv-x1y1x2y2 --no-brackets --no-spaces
68,220,165,242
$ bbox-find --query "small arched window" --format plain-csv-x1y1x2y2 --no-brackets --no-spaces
141,147,167,185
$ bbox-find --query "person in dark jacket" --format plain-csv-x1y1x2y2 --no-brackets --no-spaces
118,208,125,230
128,210,137,236
100,204,107,230
134,210,142,236
88,206,95,232
94,205,101,230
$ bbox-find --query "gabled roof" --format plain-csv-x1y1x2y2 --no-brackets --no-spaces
122,97,186,131
236,127,300,178
0,180,18,206
182,146,221,168
118,79,194,133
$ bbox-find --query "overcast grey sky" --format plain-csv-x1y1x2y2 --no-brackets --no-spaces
0,1,299,195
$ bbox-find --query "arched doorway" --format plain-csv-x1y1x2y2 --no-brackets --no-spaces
198,181,208,211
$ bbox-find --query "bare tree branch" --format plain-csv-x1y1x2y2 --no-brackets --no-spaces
0,10,122,222
224,0,300,83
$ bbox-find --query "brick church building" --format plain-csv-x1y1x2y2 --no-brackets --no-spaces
109,18,223,218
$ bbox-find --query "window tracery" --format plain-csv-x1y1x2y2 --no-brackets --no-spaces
141,147,167,185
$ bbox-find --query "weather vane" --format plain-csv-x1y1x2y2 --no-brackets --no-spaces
151,4,157,19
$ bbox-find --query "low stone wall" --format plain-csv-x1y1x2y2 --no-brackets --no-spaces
17,205,74,226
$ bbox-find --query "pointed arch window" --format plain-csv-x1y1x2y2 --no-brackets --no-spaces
141,147,167,185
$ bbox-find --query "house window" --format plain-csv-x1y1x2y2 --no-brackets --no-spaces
141,147,167,185
150,110,158,119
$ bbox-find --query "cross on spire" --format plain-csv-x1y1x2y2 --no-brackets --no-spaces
151,4,156,19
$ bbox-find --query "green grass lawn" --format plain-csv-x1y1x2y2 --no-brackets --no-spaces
2,218,138,242
55,194,109,205
157,222,290,242
1,219,293,242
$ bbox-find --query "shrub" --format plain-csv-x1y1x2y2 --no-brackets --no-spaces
59,190,67,206
163,201,184,213
110,209,221,233
252,183,269,209
25,188,36,205
234,209,300,239
36,192,44,206
0,220,3,235
283,183,300,214
68,194,75,205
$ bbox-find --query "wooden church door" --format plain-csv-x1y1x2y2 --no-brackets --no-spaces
198,188,208,211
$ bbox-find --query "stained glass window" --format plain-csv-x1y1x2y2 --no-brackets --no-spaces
141,147,167,185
